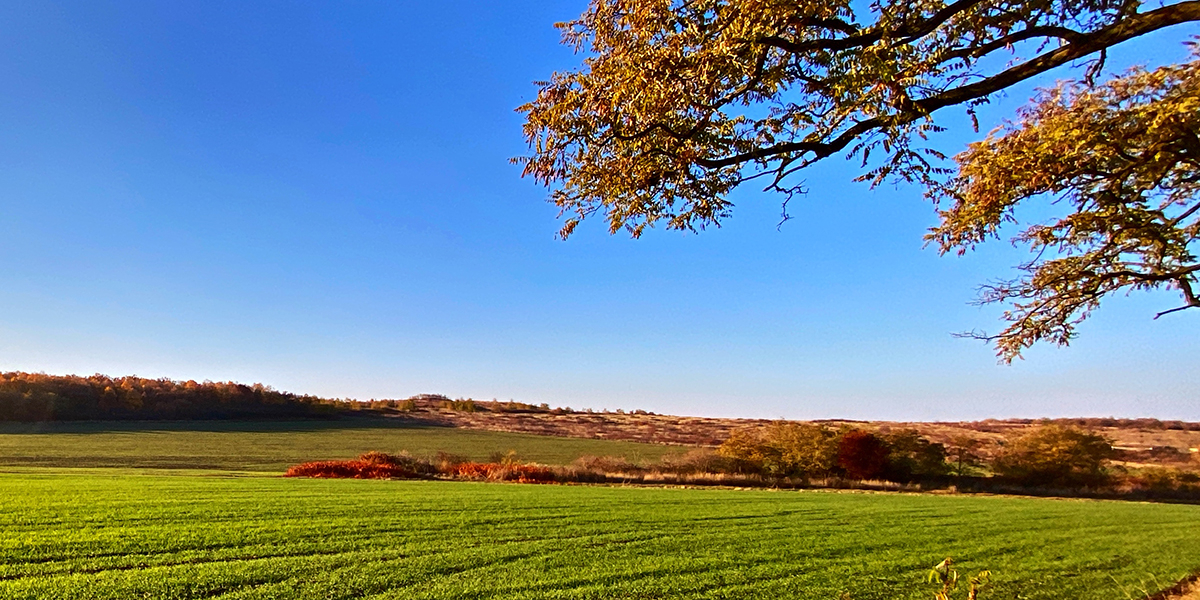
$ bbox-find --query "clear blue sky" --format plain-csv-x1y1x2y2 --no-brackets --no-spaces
0,1,1196,421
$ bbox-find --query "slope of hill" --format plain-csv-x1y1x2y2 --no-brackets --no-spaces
2,372,1196,468
382,397,1200,467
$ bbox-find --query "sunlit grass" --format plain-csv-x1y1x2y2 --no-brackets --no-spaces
0,420,676,471
1,473,1197,599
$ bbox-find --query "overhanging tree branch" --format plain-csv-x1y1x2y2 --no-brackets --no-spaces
697,2,1200,170
520,0,1200,360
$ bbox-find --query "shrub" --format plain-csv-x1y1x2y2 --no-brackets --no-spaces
945,435,986,477
496,464,557,484
358,451,438,476
285,452,436,480
882,429,950,480
572,455,645,474
837,430,890,480
441,399,478,412
449,462,493,479
1128,467,1200,493
993,425,1113,487
448,462,557,483
434,451,469,471
719,422,839,478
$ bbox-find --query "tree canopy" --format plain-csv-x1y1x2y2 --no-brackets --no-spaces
518,0,1200,360
993,424,1113,486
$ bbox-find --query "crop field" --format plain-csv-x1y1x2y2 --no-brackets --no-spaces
0,420,675,471
1,473,1198,600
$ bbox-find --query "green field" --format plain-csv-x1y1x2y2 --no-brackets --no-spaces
0,420,676,471
1,422,1197,599
1,473,1197,599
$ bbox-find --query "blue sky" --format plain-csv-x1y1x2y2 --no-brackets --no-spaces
0,1,1196,421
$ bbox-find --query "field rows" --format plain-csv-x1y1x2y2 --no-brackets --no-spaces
1,473,1198,599
0,421,675,471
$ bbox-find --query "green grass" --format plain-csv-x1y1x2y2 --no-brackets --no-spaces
0,420,677,471
2,422,1196,599
1,472,1198,599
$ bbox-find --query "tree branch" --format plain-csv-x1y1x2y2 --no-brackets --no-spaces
697,1,1200,171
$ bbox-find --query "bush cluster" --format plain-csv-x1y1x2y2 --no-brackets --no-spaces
992,425,1112,487
712,423,1196,496
285,451,437,479
717,424,948,482
286,452,556,483
284,427,1200,499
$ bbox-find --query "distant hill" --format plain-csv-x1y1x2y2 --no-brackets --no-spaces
391,397,1200,454
3,371,1197,469
368,397,1200,472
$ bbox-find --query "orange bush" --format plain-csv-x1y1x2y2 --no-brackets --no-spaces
506,464,556,483
285,452,436,479
448,462,557,483
285,460,409,479
450,462,495,479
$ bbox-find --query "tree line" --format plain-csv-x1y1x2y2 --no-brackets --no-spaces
286,424,1199,498
0,372,347,421
715,422,1194,492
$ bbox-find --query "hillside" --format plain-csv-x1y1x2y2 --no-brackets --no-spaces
380,397,1200,468
3,372,1197,469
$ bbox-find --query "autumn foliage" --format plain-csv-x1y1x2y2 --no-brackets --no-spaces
286,452,556,484
837,431,890,480
0,371,345,421
718,423,951,482
520,0,1200,359
717,422,840,477
993,425,1114,487
285,451,439,479
286,460,419,480
446,462,557,483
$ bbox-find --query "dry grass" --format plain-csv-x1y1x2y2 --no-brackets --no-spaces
382,400,1200,471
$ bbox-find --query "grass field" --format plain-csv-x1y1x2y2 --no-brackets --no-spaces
0,420,677,471
1,472,1198,600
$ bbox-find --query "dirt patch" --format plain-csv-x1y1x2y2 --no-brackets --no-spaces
1147,573,1200,600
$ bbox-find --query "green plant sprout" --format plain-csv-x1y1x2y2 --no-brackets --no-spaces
928,558,991,600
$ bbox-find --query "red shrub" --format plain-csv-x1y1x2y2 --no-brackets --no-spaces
286,452,558,484
450,462,497,479
285,460,405,479
505,464,556,483
837,430,890,480
285,452,436,479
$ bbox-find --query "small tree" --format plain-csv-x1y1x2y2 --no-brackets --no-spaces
946,435,985,477
882,429,950,480
837,430,891,480
993,425,1113,487
719,422,840,478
